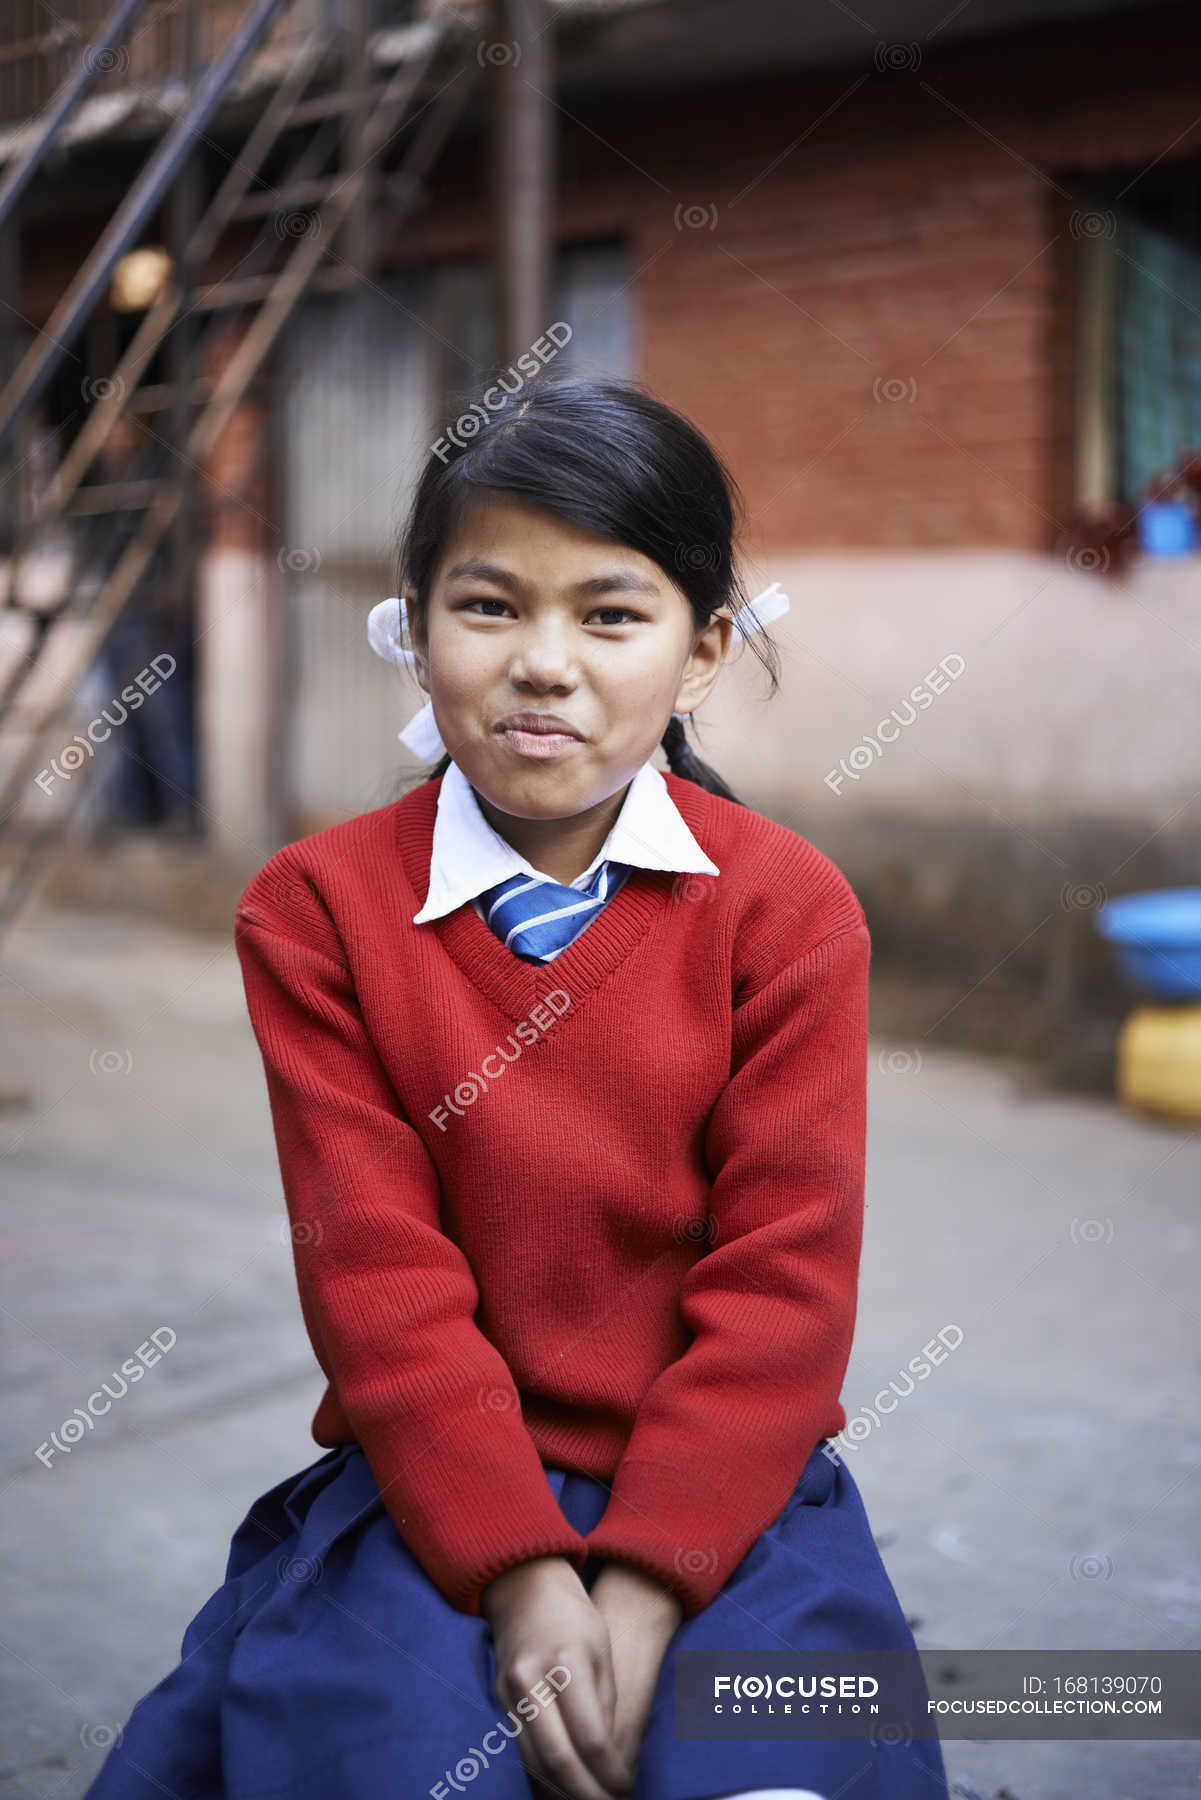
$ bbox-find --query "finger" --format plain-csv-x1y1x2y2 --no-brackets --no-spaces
499,1666,613,1800
557,1649,636,1795
593,1637,619,1742
517,1695,629,1800
615,1678,659,1774
589,1613,655,1782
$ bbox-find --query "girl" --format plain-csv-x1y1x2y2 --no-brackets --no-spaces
84,376,948,1800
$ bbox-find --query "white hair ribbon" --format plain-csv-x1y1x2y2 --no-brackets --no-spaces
366,580,791,765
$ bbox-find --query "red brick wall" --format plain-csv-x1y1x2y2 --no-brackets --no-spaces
410,5,1201,556
18,6,1201,560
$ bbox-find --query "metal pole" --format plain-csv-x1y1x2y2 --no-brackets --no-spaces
341,0,375,279
0,198,23,560
164,0,203,614
35,34,331,528
0,25,479,836
0,0,293,455
0,0,152,237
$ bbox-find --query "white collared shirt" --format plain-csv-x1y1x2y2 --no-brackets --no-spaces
412,756,720,928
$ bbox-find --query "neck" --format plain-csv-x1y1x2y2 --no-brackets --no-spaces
472,780,632,885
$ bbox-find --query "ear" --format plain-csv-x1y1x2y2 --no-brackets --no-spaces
672,612,733,716
403,587,430,688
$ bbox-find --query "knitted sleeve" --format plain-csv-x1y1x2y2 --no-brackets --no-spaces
234,865,590,1617
581,918,870,1618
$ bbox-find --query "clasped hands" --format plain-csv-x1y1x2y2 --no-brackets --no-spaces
480,1555,684,1800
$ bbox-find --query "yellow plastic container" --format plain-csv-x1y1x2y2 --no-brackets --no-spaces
1116,1003,1201,1123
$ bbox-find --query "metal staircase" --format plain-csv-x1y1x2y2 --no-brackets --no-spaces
0,0,486,931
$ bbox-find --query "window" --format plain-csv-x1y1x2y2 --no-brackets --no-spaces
1074,159,1201,508
428,239,634,429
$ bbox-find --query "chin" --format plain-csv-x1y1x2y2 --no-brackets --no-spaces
471,753,594,816
479,781,581,821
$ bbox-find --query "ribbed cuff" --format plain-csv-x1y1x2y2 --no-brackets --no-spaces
456,1533,592,1618
582,1468,748,1619
364,1420,596,1618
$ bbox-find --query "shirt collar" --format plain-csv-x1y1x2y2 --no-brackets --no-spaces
413,756,720,924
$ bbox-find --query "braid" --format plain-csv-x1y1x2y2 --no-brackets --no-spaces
660,715,742,803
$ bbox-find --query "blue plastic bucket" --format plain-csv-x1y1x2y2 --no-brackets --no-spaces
1137,501,1198,557
1095,888,1201,1000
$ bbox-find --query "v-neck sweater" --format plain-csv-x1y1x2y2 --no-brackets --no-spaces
234,769,871,1620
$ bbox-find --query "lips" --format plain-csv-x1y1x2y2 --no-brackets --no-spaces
493,714,586,760
494,713,583,739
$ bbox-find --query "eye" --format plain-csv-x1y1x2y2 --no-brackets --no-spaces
458,598,643,625
460,596,511,616
587,606,643,626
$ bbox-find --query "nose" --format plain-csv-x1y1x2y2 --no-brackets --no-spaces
506,615,579,692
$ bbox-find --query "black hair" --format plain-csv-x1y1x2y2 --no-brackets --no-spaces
390,372,781,804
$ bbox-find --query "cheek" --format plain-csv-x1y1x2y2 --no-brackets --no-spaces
427,632,495,708
596,660,675,719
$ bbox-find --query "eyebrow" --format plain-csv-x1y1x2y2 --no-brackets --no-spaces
442,556,660,598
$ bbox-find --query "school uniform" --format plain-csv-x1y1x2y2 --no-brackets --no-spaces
84,761,948,1800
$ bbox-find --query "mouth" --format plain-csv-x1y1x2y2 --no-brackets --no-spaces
493,714,586,760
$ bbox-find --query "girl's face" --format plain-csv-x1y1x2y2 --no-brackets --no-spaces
410,491,731,824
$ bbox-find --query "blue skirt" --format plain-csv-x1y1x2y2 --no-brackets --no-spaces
84,1438,948,1800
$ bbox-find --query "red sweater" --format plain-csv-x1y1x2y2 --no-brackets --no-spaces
234,770,870,1620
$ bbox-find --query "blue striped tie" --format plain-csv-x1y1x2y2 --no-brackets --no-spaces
478,859,632,962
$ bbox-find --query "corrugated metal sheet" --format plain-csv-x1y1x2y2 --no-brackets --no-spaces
281,271,434,825
280,243,632,826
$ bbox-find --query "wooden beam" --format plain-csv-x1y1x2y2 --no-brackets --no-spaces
489,0,555,366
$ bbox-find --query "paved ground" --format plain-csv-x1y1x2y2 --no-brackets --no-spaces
1,903,1199,1800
